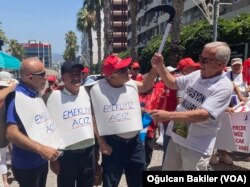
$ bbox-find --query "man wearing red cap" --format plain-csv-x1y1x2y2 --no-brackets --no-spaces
81,67,95,85
177,57,200,75
44,75,59,94
176,58,200,103
130,61,143,81
90,55,157,187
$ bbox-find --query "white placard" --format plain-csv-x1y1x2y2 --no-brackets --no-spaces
90,79,142,136
15,92,63,148
46,88,94,149
215,111,250,153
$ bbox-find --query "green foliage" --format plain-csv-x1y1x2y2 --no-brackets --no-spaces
180,20,212,61
6,39,24,60
63,31,79,62
118,50,131,59
180,13,250,61
0,23,8,43
120,13,250,73
139,35,170,73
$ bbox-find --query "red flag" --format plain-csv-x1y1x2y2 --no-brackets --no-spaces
242,58,250,85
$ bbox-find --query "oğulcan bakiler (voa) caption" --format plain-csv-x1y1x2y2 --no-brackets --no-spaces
145,174,247,184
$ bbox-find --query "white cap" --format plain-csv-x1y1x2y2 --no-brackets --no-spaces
166,66,177,72
0,71,18,87
231,58,242,66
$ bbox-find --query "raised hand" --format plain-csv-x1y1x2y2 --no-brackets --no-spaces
151,53,164,68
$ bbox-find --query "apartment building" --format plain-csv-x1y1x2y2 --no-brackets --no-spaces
127,0,250,49
21,40,52,67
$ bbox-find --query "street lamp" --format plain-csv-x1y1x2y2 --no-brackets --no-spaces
193,0,232,41
212,1,232,41
212,0,219,41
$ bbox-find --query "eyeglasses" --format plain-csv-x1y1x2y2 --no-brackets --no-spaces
132,68,139,71
199,54,219,64
31,71,46,78
115,67,128,74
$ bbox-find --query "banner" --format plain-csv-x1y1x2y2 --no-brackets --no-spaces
215,111,250,153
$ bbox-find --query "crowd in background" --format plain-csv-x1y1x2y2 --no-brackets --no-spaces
0,41,250,187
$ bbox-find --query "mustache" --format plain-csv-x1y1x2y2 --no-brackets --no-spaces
70,79,81,84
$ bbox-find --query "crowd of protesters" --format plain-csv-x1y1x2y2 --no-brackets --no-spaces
1,41,250,187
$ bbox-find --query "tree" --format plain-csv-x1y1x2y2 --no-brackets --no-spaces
63,31,79,62
77,7,95,73
94,0,103,65
0,22,8,51
168,0,185,67
180,13,250,60
0,23,8,42
6,39,24,60
103,0,113,58
129,0,138,61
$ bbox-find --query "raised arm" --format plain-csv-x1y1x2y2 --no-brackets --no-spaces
151,53,178,90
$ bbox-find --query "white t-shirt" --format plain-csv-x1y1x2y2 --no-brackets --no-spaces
226,71,248,97
167,70,233,155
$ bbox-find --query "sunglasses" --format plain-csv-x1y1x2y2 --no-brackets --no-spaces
132,68,139,71
115,67,128,74
31,71,46,78
199,54,219,64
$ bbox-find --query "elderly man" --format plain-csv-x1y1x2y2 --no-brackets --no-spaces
150,41,233,170
90,55,157,187
5,57,60,187
45,61,97,187
226,58,249,105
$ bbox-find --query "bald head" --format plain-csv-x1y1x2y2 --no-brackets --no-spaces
20,57,45,76
19,57,46,92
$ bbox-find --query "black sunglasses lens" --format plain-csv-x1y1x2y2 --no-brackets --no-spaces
199,55,207,64
117,67,128,74
33,71,46,77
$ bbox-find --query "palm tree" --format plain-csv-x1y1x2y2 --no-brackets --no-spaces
77,7,95,73
0,22,8,51
6,39,24,60
94,0,103,65
129,0,138,61
168,0,185,67
84,0,104,68
103,0,113,58
63,31,79,62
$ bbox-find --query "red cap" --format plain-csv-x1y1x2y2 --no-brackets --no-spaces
131,62,140,69
102,55,132,76
82,67,89,73
177,58,200,71
47,75,57,82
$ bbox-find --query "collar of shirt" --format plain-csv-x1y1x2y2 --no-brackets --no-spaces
199,71,225,85
16,82,38,98
62,87,74,96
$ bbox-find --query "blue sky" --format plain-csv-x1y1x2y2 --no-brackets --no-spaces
0,0,84,54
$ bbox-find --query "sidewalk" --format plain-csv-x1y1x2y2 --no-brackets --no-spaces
7,146,164,187
8,145,250,186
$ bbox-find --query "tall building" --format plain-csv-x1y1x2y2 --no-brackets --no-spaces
111,0,128,54
21,40,52,67
81,0,128,65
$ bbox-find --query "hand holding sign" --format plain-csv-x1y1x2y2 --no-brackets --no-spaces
151,53,164,68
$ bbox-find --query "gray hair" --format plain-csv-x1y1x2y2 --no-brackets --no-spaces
204,41,231,66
